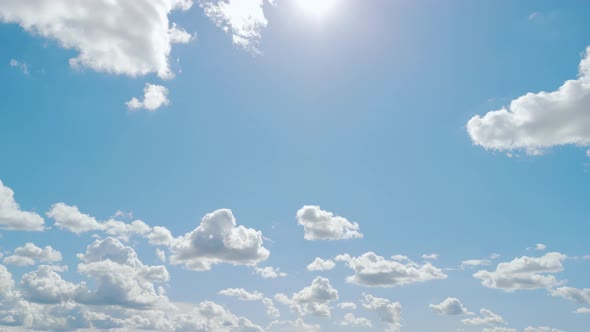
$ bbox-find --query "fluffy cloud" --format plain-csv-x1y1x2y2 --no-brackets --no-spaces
296,206,362,241
429,297,470,315
127,84,170,111
473,252,567,291
575,307,590,314
275,277,338,317
0,0,193,79
551,286,590,304
461,259,492,269
0,180,44,231
170,209,269,271
336,252,447,287
361,293,402,332
218,288,264,301
269,318,320,332
340,313,372,328
3,243,62,266
19,265,78,304
200,0,271,54
461,308,505,326
76,237,170,308
482,328,517,332
306,258,336,271
253,266,287,278
524,327,564,332
337,302,357,310
467,46,590,155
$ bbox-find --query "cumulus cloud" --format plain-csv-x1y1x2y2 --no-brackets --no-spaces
467,46,590,156
338,302,357,310
361,293,402,332
473,252,567,291
306,257,336,271
461,259,492,269
3,243,62,266
575,307,590,314
296,205,362,241
340,312,372,328
126,84,170,111
336,252,447,287
482,328,517,332
169,209,269,271
524,327,564,332
275,276,338,317
269,318,320,332
19,265,78,304
0,180,45,231
462,308,506,326
200,0,272,54
218,288,264,301
551,286,590,304
254,266,287,278
429,297,470,315
0,0,194,79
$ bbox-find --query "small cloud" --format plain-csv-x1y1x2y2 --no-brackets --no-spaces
528,12,541,21
9,59,29,75
575,307,590,314
422,253,439,260
527,243,547,251
126,84,170,112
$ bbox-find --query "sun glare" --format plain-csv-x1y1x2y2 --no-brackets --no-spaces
296,0,339,18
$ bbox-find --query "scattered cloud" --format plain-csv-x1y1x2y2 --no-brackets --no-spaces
524,327,564,332
0,0,194,79
462,308,506,326
473,252,567,291
429,297,471,315
338,302,357,310
421,253,439,260
0,180,45,231
461,259,492,269
218,288,264,301
361,293,402,332
340,312,372,328
336,252,447,287
551,286,590,304
296,205,362,241
3,243,62,266
126,84,170,112
575,307,590,314
9,59,29,74
254,266,287,278
275,276,338,317
527,243,547,251
307,257,336,271
169,209,269,271
467,46,590,156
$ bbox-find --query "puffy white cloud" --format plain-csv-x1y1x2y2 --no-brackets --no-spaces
3,243,62,266
148,226,176,246
361,293,402,332
218,288,264,301
306,258,335,272
340,312,372,328
170,209,269,271
9,59,28,75
296,206,362,241
0,181,44,231
551,286,590,304
275,277,338,317
473,252,567,291
337,302,357,310
269,318,320,332
0,0,194,79
76,237,170,309
253,266,287,279
200,0,271,54
19,265,78,304
336,252,447,287
467,46,590,156
524,327,564,332
429,297,470,315
127,84,170,112
262,298,280,320
461,259,492,269
461,308,505,326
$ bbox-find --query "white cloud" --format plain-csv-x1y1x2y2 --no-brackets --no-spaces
0,180,45,231
421,253,439,260
527,243,547,251
575,307,590,314
269,318,320,332
0,0,194,79
306,257,336,271
296,205,362,241
340,312,372,328
3,243,62,266
361,293,402,332
429,297,470,315
337,302,357,310
218,288,264,301
254,266,287,278
461,308,505,326
551,286,590,304
482,328,517,332
169,209,269,271
156,248,167,263
148,226,176,246
473,252,567,291
461,259,492,269
275,276,338,317
126,84,170,112
9,59,28,75
467,46,590,156
262,298,280,320
200,0,271,54
524,327,564,332
336,252,447,287
19,265,78,304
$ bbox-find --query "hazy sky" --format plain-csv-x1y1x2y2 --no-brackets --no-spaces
1,1,590,331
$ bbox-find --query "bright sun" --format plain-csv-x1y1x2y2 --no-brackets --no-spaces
296,0,339,18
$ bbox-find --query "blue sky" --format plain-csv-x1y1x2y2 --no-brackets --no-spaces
1,1,590,331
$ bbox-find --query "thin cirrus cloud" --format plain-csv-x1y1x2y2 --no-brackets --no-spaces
467,46,590,156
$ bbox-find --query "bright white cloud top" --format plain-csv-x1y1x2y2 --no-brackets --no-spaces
127,84,171,111
297,205,363,240
0,181,44,231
